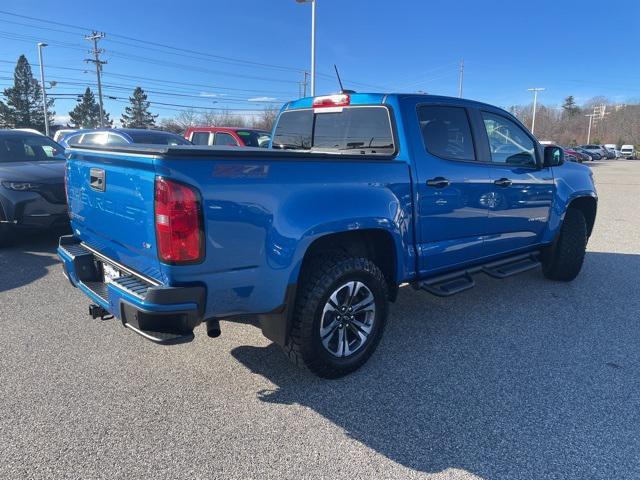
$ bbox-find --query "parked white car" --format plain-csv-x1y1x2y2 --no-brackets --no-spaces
620,145,636,159
53,129,78,143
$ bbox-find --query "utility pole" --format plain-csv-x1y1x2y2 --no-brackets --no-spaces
299,71,309,98
84,31,106,127
303,71,309,97
585,113,595,144
527,87,545,135
36,42,49,137
458,58,464,98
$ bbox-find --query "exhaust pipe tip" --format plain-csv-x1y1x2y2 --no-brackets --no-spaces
206,319,221,338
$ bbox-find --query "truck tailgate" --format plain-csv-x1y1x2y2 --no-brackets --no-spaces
66,150,163,282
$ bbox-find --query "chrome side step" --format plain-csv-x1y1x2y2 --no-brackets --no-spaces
418,253,541,297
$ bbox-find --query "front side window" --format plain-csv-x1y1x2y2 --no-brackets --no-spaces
481,112,536,167
214,132,239,146
191,132,210,145
0,134,64,162
272,106,394,155
417,105,475,161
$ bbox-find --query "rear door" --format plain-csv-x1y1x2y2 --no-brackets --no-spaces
190,131,211,145
472,109,555,255
66,149,163,281
410,103,492,274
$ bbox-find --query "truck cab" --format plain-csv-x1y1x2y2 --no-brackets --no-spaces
58,92,597,378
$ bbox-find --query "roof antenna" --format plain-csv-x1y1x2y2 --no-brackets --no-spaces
334,64,355,94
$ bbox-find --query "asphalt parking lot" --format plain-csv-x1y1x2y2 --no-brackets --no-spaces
1,160,639,480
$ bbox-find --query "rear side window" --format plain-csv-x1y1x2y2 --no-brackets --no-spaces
108,133,128,146
214,132,239,146
272,106,394,155
417,105,475,161
191,132,210,145
80,132,108,146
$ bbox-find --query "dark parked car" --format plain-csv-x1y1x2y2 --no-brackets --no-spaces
579,144,608,160
0,130,68,245
563,148,582,163
574,146,599,160
569,147,592,162
59,128,191,148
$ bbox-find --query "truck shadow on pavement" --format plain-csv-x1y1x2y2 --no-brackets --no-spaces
0,230,62,294
232,251,640,479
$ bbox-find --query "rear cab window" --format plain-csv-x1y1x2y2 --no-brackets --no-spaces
272,105,395,156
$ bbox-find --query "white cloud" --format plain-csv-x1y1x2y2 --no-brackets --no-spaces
199,92,226,98
54,114,70,125
248,96,277,102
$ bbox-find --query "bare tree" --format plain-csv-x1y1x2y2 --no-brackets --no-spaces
252,104,279,131
159,108,199,134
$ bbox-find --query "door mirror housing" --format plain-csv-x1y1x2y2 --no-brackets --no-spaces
543,145,564,167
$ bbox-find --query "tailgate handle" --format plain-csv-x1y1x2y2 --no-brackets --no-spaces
89,168,106,192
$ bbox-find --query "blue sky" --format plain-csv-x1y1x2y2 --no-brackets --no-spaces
0,0,638,124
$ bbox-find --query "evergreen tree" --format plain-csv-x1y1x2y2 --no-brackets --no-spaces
68,87,112,128
0,55,55,131
562,95,579,117
120,87,157,128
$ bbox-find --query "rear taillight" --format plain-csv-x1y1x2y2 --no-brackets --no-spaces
154,177,203,264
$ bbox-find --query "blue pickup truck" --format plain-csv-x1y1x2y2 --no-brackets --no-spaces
58,93,597,378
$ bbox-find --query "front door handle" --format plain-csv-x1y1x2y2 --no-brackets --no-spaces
426,177,450,188
494,178,512,188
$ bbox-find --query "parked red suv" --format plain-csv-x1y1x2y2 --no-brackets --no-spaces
184,127,271,148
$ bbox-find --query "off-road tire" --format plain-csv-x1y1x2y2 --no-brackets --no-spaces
542,208,587,281
282,253,389,378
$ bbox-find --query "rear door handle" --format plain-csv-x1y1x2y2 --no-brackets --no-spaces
494,178,512,188
426,177,450,188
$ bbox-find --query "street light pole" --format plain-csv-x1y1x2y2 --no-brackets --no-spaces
585,113,595,144
37,42,49,137
296,0,316,96
527,87,545,135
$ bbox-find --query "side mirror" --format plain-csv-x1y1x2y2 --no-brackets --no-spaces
544,145,564,167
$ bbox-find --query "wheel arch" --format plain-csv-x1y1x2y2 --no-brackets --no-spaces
297,228,400,302
568,195,597,237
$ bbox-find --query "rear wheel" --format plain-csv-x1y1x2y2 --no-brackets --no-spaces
542,208,587,281
283,254,389,378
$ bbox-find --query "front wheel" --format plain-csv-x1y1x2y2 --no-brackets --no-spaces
283,254,389,378
542,208,587,281
0,225,12,248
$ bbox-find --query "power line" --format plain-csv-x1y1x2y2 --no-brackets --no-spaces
0,10,306,74
0,10,388,91
0,58,297,96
